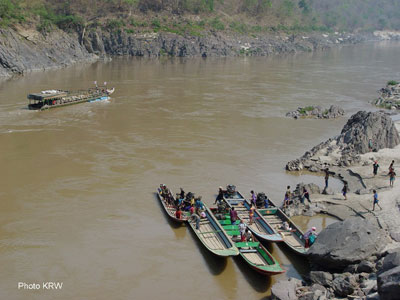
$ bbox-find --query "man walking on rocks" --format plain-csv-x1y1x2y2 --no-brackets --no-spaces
389,169,396,187
373,161,379,177
372,189,382,211
324,168,329,188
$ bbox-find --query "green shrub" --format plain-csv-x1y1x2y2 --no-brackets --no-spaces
106,19,125,31
387,80,399,86
151,18,161,29
209,17,224,30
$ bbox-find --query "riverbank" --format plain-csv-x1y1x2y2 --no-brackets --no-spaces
272,113,400,299
1,25,398,78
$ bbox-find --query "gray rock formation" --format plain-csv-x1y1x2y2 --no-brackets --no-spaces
286,105,344,119
374,82,400,110
338,111,400,154
377,266,400,300
286,111,400,171
0,28,96,77
308,218,389,271
271,277,302,300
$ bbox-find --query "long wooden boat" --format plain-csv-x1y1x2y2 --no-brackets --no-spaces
156,187,190,223
28,87,115,110
211,208,284,275
222,191,283,243
188,205,239,257
258,198,308,256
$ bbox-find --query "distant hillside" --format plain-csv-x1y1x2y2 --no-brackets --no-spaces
1,0,399,37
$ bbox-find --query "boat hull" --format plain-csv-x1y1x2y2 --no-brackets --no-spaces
156,188,188,223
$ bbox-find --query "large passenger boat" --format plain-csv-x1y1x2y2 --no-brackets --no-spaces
27,86,115,110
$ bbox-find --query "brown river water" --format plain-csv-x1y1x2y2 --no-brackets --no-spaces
1,41,400,300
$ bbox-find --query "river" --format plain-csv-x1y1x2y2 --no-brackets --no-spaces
0,41,399,300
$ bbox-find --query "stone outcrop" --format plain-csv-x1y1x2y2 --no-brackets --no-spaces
374,81,400,110
271,277,302,300
286,105,344,119
308,217,389,271
286,111,400,171
377,249,400,299
0,27,97,77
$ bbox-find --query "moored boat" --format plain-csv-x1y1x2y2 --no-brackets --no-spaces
188,205,239,257
221,187,283,243
156,186,189,223
211,208,284,275
28,86,114,110
258,198,308,255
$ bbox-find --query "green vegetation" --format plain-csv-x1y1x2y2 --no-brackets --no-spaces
299,106,314,114
387,80,399,86
0,0,399,36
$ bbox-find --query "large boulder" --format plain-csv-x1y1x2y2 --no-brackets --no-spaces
377,249,400,299
271,278,302,300
337,111,400,154
377,266,400,299
308,218,389,271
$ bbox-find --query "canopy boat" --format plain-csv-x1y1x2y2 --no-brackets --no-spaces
211,208,284,275
258,198,308,256
156,186,190,223
188,205,239,257
222,189,283,243
27,86,114,110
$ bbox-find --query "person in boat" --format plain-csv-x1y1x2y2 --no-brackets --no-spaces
195,197,204,215
249,203,255,225
282,221,292,231
283,186,291,208
303,227,317,248
239,220,247,242
175,207,182,220
250,190,257,207
180,188,185,199
301,187,311,204
190,213,201,230
230,207,238,225
244,228,253,242
190,205,195,215
214,187,224,205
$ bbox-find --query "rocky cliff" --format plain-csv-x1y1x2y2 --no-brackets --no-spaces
0,27,97,78
286,111,400,171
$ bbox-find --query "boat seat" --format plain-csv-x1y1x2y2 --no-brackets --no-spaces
235,242,260,248
226,230,240,236
240,249,258,253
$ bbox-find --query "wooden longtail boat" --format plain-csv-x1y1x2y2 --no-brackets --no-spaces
188,205,239,257
156,187,189,223
222,191,283,243
211,208,284,275
258,198,308,256
28,87,115,110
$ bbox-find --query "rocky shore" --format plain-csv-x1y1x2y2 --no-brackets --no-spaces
271,111,400,300
374,82,400,110
286,105,344,119
0,26,397,78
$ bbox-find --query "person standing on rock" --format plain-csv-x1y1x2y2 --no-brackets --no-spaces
373,161,380,177
342,182,348,200
372,190,382,211
301,187,311,204
389,169,396,187
389,160,395,174
303,227,317,248
324,168,329,189
283,186,291,208
368,139,373,152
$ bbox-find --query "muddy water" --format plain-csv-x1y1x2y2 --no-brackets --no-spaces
1,41,400,300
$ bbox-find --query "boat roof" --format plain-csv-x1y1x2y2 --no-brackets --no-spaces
28,90,68,100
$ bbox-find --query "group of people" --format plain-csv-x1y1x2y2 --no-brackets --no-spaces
159,185,206,223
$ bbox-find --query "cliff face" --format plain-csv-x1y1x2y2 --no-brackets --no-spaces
0,27,97,78
82,30,365,57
